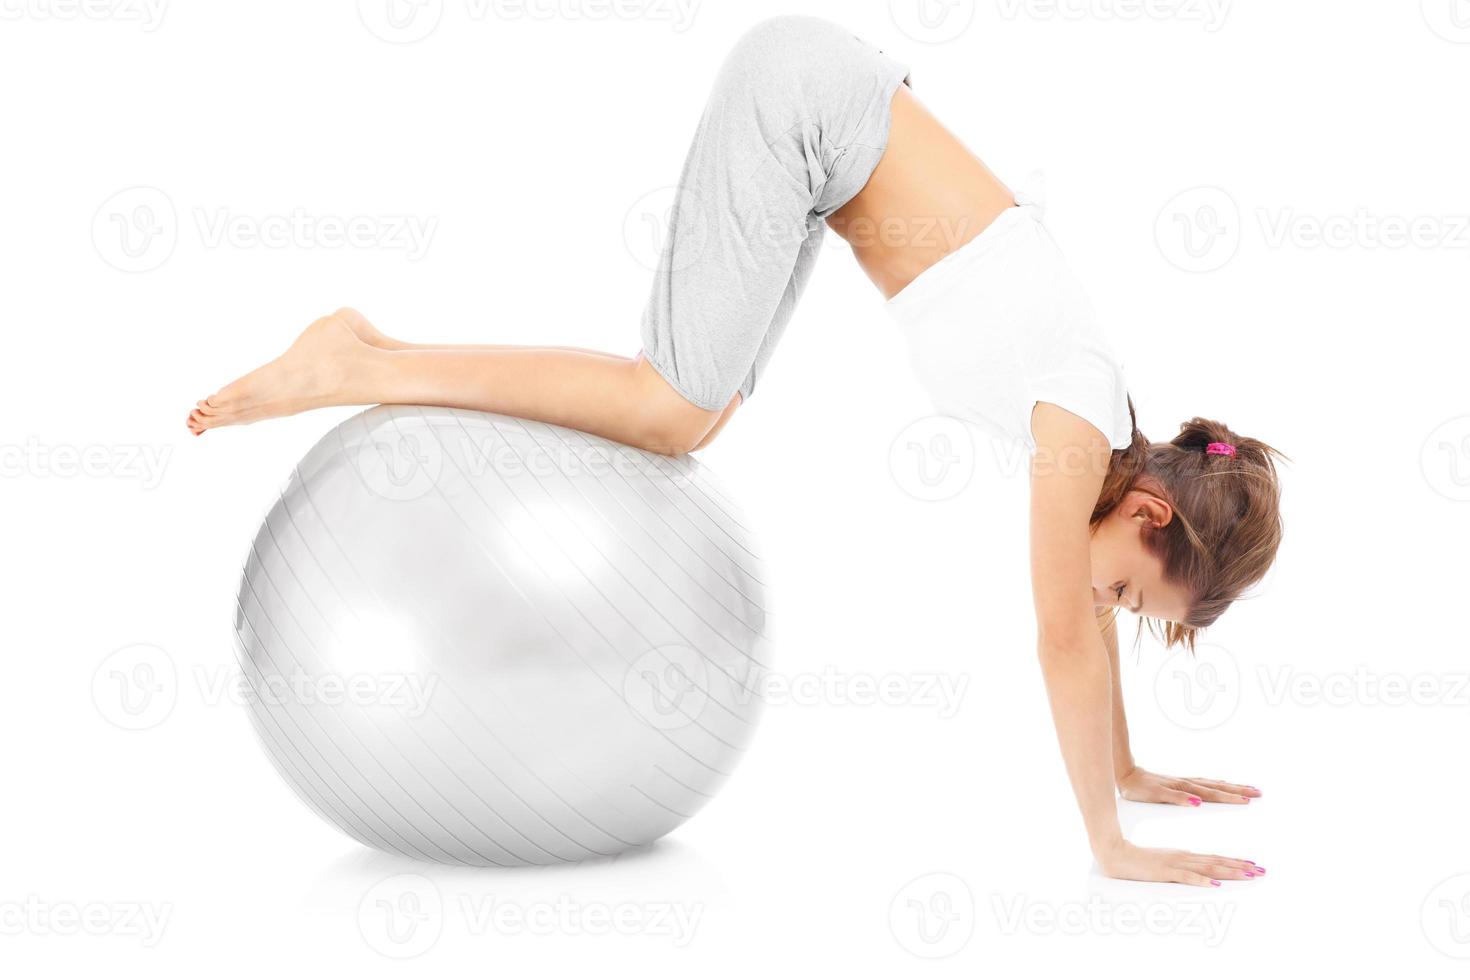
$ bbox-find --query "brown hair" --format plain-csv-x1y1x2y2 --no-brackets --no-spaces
1091,398,1285,650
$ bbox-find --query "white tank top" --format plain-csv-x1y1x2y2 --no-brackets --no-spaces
884,180,1134,453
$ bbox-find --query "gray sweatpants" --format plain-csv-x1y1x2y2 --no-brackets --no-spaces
638,16,911,411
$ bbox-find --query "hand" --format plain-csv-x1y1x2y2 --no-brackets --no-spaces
1117,766,1261,806
1096,839,1264,887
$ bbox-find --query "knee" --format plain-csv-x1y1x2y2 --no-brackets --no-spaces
725,15,830,69
628,404,713,457
626,416,704,456
627,357,723,456
738,14,819,42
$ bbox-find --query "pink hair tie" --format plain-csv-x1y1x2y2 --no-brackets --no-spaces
1206,442,1236,457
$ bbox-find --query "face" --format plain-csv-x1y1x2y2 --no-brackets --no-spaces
1089,489,1192,624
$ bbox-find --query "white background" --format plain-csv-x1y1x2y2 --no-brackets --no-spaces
3,0,1469,974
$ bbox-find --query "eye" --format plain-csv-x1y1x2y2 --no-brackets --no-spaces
1113,582,1128,602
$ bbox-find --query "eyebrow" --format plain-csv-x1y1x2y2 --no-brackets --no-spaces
1131,590,1144,614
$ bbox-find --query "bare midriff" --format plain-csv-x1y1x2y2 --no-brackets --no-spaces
828,84,1018,301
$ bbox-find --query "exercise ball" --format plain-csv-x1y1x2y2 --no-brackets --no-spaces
232,405,770,865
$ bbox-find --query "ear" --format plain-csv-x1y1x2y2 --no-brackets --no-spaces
1120,488,1174,530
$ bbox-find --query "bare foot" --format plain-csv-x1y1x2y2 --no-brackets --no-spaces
187,313,374,435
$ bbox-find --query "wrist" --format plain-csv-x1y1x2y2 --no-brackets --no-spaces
1114,761,1138,789
1090,831,1126,861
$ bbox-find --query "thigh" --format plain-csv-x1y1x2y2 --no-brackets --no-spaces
640,17,911,412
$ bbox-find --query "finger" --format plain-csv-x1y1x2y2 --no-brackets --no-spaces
1197,854,1263,874
1178,780,1251,804
1164,789,1203,807
1172,869,1221,888
1185,859,1257,880
1129,786,1203,806
1188,778,1262,798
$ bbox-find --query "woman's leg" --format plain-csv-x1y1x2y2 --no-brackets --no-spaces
332,306,614,357
187,312,728,454
187,17,903,451
333,304,744,450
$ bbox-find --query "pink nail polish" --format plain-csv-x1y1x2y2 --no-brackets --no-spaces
1243,871,1255,877
1188,796,1201,806
1253,867,1266,874
1210,880,1221,887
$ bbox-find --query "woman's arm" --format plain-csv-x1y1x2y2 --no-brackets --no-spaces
1098,609,1138,785
1029,404,1128,855
1100,597,1264,809
1030,403,1257,886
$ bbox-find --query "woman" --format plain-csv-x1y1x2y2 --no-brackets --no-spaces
188,16,1281,886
